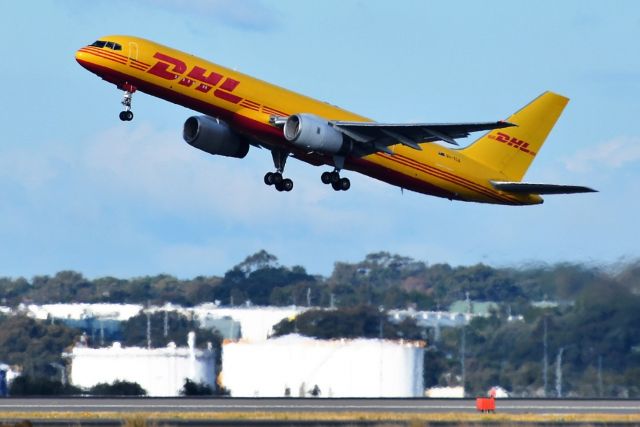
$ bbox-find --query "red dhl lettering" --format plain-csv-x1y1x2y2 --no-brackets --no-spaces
489,132,536,156
148,52,241,104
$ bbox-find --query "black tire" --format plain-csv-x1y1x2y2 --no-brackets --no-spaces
329,171,340,184
119,111,127,121
321,171,332,184
331,181,341,191
339,177,351,191
272,172,283,185
275,181,285,192
282,178,293,192
126,111,134,121
264,172,274,185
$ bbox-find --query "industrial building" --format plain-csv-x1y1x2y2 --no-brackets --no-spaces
193,304,307,340
222,334,424,397
24,303,143,321
67,332,215,396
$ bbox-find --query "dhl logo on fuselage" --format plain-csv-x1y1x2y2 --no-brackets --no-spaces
147,52,242,104
488,132,536,156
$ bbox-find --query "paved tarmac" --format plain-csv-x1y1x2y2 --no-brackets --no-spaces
0,397,639,415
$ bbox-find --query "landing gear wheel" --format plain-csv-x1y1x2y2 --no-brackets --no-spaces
266,150,293,192
331,177,350,191
272,172,283,185
282,178,294,192
321,171,332,184
119,111,128,121
264,172,274,185
329,171,341,184
339,177,350,191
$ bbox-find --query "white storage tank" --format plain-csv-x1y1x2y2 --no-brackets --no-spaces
222,334,424,397
68,332,215,396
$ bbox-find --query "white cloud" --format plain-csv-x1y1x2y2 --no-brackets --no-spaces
564,136,640,173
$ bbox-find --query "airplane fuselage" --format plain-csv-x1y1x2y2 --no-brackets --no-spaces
76,36,543,205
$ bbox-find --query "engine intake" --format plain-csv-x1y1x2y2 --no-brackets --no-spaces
183,116,249,159
283,114,346,154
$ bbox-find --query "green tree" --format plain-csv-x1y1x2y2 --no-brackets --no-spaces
180,378,213,396
9,376,81,396
89,380,146,396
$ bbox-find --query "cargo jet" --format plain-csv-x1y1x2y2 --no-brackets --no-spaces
75,36,595,205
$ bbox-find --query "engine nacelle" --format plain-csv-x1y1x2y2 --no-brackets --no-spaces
283,113,346,154
183,116,249,159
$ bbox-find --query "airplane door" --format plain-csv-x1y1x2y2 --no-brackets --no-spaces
128,42,139,61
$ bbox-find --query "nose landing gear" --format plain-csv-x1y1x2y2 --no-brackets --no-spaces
118,84,136,121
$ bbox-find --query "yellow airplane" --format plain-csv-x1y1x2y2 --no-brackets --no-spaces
75,36,595,205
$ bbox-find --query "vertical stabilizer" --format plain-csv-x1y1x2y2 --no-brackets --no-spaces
461,92,568,181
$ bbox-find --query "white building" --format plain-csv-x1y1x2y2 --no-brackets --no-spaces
424,386,465,398
193,304,307,341
222,334,424,397
67,332,215,396
24,303,143,321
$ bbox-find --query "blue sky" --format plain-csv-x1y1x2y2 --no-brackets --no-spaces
0,1,639,279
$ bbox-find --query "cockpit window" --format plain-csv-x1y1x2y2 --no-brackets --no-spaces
89,40,122,51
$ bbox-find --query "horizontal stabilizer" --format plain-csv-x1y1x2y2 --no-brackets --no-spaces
490,181,597,195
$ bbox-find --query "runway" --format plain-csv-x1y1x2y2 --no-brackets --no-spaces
0,397,639,415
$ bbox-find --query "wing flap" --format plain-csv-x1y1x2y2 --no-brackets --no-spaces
491,181,597,195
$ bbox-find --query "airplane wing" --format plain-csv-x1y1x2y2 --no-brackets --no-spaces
331,121,515,155
490,181,597,194
270,116,514,156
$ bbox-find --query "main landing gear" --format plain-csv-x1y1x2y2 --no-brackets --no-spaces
321,170,350,191
118,84,136,121
264,171,293,192
262,151,351,192
264,150,293,192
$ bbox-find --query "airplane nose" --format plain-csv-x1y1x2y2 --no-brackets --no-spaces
75,48,95,72
75,48,88,63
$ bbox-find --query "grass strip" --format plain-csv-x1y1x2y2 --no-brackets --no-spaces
2,411,640,424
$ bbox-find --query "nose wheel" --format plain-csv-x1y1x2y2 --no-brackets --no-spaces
118,84,136,121
321,170,350,191
119,110,134,121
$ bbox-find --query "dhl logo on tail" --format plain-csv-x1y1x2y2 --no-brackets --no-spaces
488,132,536,156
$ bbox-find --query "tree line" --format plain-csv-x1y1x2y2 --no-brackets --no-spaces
2,250,637,310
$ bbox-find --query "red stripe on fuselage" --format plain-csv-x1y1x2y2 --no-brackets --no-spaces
375,152,516,204
131,58,150,66
83,47,128,63
79,48,127,65
377,152,520,204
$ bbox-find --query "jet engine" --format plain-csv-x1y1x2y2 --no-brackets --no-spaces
283,113,348,154
183,116,249,158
